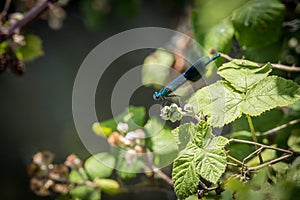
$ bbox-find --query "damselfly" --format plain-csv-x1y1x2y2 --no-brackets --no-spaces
153,54,221,100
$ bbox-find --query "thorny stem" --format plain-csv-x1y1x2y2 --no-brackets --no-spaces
0,0,57,43
258,119,300,136
246,114,263,164
219,52,300,72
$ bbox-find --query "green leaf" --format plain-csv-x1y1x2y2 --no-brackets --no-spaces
142,48,174,89
188,81,243,127
115,153,144,179
172,143,200,199
70,186,101,200
240,76,300,116
246,148,277,167
84,153,115,179
69,168,89,184
15,34,43,61
92,122,113,137
0,42,8,54
231,0,285,48
94,178,121,195
144,117,165,138
172,123,196,152
203,19,234,54
224,177,265,200
288,129,300,152
218,60,272,92
145,118,178,167
172,121,228,199
93,106,146,136
189,77,300,127
192,0,247,43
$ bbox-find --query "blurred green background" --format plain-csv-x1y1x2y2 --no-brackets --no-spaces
0,0,187,199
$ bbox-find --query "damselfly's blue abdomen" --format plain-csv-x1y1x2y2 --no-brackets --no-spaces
153,54,220,101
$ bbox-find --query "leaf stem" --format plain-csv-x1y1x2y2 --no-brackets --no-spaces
0,0,57,43
219,52,300,72
246,114,263,164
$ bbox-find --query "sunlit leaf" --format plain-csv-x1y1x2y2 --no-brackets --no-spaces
218,60,272,92
240,76,300,116
189,76,300,127
172,123,196,152
188,81,243,127
231,0,285,48
172,121,228,199
172,143,200,199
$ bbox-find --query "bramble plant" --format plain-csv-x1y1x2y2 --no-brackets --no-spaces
3,0,298,199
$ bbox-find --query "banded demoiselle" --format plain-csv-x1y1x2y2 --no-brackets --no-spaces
153,54,221,100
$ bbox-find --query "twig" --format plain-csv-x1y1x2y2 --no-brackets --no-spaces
219,52,300,72
228,138,293,154
144,151,173,186
152,167,173,186
0,0,57,43
258,119,300,136
0,0,12,20
242,147,263,166
248,153,293,171
198,179,217,191
227,155,244,166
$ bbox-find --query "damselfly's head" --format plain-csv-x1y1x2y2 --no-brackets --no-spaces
153,91,161,101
